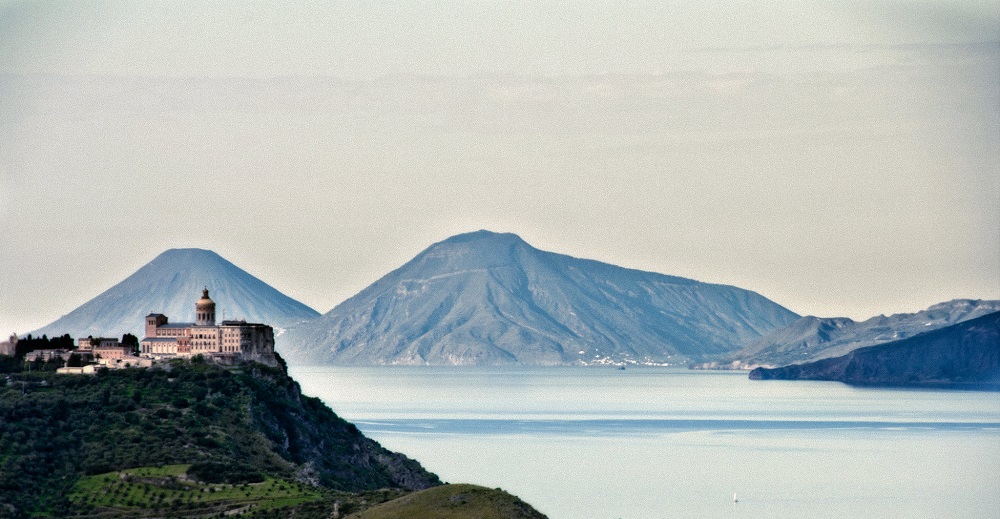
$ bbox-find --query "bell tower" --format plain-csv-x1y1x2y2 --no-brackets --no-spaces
195,288,216,326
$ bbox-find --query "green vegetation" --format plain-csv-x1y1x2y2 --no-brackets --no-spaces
62,464,409,518
346,484,548,519
0,358,439,518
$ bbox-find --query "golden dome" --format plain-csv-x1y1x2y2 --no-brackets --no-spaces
196,288,215,307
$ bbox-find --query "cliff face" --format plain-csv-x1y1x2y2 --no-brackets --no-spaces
238,360,441,491
749,311,1000,389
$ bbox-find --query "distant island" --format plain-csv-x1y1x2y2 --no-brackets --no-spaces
24,234,801,367
275,230,800,366
17,236,997,371
24,235,997,370
749,311,1000,390
728,299,1000,368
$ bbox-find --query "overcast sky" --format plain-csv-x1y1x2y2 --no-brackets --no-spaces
1,1,998,335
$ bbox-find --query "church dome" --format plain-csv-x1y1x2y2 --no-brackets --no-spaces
195,288,216,326
196,288,215,308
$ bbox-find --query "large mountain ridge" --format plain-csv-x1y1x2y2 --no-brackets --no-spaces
31,248,320,340
278,230,800,365
732,298,1000,367
749,311,1000,389
26,233,994,368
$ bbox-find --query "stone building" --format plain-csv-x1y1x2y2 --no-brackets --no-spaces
140,288,275,363
78,337,120,354
93,341,130,361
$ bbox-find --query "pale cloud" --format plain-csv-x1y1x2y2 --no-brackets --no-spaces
0,2,998,333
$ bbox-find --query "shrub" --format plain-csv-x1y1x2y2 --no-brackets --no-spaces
186,462,264,485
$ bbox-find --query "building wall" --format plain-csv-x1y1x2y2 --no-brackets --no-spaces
190,326,221,354
145,314,168,338
95,345,129,360
142,340,178,355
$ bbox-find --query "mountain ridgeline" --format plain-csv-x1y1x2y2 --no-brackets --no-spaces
279,231,800,365
749,311,1000,389
732,299,1000,367
32,248,320,340
26,235,993,369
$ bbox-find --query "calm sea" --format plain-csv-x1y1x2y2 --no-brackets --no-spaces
287,366,1000,519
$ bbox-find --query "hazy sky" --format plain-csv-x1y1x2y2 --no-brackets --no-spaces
1,1,998,334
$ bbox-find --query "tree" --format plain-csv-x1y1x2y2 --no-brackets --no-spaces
121,334,139,355
52,334,75,350
67,354,84,368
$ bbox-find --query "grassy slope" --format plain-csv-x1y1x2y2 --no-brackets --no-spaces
346,484,548,519
64,464,408,518
67,464,322,517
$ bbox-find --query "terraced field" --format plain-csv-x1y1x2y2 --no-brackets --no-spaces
64,464,406,518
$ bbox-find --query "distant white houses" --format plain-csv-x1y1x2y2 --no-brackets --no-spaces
56,365,97,375
52,352,151,375
24,349,74,362
97,356,153,369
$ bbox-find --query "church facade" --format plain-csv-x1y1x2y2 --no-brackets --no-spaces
140,289,275,361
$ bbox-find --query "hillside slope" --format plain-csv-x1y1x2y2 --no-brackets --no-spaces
749,311,1000,389
280,231,799,366
32,248,319,339
0,358,439,517
347,483,547,519
733,299,1000,367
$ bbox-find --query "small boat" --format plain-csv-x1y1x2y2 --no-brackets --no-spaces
733,492,739,503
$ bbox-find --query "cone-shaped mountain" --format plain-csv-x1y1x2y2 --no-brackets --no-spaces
279,230,800,365
32,248,319,339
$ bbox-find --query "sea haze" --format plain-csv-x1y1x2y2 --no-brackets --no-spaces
289,366,1000,519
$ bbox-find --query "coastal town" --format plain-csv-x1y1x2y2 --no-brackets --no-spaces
0,289,276,373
